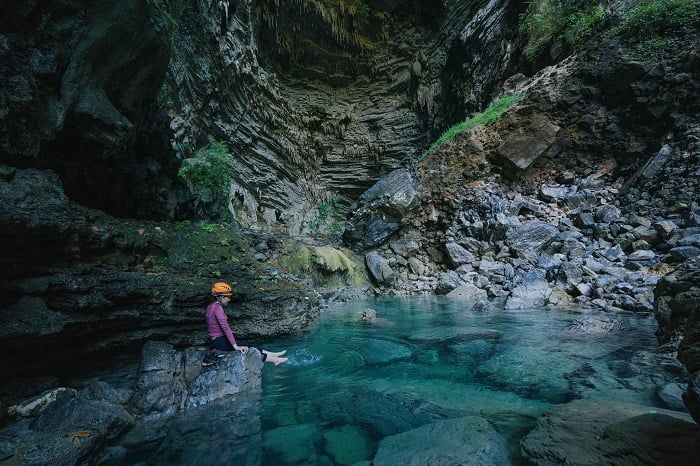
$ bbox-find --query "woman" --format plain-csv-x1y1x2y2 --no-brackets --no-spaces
206,282,288,365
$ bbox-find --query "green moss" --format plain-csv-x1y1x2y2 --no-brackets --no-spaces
423,93,523,159
520,0,607,61
621,0,700,39
178,141,232,203
164,221,249,270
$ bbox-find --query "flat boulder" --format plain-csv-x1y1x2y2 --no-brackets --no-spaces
446,284,487,302
521,399,700,465
444,242,475,268
497,114,560,174
373,416,510,466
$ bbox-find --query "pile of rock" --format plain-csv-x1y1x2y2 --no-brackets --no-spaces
361,172,697,314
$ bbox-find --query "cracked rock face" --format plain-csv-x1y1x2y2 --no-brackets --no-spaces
163,0,524,232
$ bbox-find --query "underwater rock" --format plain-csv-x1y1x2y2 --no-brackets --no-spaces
521,399,700,465
373,416,510,466
322,424,373,465
263,423,321,464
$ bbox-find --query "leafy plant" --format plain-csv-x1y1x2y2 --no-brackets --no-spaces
422,93,523,159
178,142,232,203
620,0,700,40
520,0,607,61
308,198,344,234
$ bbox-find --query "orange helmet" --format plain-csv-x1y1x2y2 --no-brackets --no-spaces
211,282,233,296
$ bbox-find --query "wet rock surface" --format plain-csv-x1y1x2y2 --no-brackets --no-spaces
0,169,320,379
654,257,700,423
0,341,263,465
521,399,700,466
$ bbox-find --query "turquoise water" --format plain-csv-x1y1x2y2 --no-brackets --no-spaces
72,298,685,464
256,298,685,465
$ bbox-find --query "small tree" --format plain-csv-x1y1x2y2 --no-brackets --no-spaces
178,141,232,204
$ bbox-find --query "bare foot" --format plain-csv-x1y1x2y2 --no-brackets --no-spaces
273,357,288,366
264,349,287,357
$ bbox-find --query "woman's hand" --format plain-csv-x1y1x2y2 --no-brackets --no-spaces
234,345,249,354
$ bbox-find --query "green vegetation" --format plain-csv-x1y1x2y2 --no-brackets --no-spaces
520,0,607,61
178,142,232,203
309,198,345,235
164,221,249,276
621,0,700,38
619,0,700,59
422,93,523,159
147,0,177,34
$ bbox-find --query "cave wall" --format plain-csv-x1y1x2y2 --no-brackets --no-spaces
163,0,526,234
0,0,193,219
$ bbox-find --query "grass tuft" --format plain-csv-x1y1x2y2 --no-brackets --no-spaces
422,93,523,159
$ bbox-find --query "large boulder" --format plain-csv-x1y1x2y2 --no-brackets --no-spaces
496,113,560,174
373,416,510,466
0,382,134,465
344,169,421,251
444,242,475,268
521,399,700,465
365,251,395,286
505,271,552,310
654,257,700,424
506,221,559,260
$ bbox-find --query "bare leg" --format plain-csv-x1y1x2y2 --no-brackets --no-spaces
265,354,288,366
262,349,286,357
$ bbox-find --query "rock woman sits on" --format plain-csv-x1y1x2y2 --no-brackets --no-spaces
205,282,288,365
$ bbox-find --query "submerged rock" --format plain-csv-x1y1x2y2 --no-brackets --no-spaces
373,416,510,466
521,399,700,465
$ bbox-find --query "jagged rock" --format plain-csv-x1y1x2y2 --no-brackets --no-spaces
8,388,78,418
446,284,488,302
654,220,678,239
344,170,421,250
389,239,420,258
669,246,700,261
407,257,426,276
373,417,510,466
365,251,395,286
654,257,700,424
497,113,560,174
435,271,465,295
521,399,700,465
444,242,475,268
0,382,134,465
595,204,621,223
506,221,559,260
539,186,569,202
505,271,551,310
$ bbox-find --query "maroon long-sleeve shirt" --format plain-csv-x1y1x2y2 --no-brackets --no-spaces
205,302,237,347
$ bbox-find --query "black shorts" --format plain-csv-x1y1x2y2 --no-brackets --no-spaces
212,336,267,361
